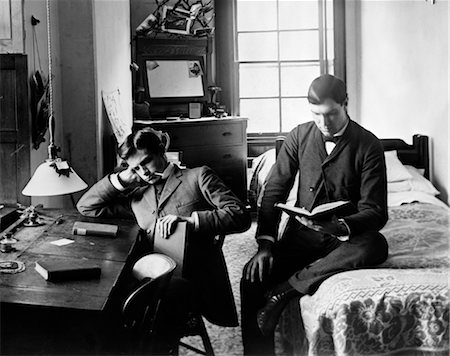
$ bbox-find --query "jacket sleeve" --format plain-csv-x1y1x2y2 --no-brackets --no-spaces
344,140,388,234
256,130,299,238
195,167,251,236
76,175,135,219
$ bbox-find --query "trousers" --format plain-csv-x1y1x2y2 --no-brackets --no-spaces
240,222,389,355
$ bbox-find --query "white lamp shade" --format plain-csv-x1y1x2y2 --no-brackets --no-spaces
22,160,88,196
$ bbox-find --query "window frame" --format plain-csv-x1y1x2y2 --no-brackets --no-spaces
215,0,346,138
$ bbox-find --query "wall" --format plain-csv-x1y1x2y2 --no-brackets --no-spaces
23,0,132,208
346,0,449,204
93,0,132,177
24,0,67,207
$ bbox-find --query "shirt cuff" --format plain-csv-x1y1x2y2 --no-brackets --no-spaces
336,218,351,242
256,235,276,244
191,212,200,232
109,173,126,192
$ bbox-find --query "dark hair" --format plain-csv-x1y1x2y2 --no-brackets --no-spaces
118,127,166,160
307,74,347,105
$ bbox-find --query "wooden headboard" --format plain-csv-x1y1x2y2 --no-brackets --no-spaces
273,134,430,179
380,135,429,179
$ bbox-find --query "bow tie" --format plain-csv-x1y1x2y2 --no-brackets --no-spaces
323,136,338,143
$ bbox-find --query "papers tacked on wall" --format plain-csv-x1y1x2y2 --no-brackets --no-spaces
102,89,132,145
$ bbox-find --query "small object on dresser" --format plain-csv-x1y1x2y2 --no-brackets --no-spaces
35,258,101,281
189,103,202,119
72,221,118,238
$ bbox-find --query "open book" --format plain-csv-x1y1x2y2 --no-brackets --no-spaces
275,200,351,219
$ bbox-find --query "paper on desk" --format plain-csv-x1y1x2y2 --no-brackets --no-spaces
51,238,75,246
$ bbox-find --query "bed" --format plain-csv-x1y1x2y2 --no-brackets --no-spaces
248,134,449,356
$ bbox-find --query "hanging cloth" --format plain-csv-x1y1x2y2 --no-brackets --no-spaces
29,18,50,150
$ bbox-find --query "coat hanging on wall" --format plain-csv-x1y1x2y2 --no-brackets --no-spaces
29,15,49,150
30,70,50,150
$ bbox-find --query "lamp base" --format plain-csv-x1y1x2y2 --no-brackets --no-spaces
22,211,43,227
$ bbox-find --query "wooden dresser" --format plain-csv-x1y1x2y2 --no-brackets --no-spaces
134,117,248,202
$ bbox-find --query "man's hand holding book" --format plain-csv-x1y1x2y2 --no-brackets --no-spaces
275,200,352,240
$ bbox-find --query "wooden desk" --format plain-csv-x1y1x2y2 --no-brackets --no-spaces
0,209,139,311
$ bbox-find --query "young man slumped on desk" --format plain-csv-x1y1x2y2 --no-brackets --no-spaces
77,127,251,353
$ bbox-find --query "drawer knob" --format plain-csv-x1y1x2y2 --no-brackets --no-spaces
222,132,232,137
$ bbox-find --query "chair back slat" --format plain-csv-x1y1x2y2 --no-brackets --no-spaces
122,253,176,332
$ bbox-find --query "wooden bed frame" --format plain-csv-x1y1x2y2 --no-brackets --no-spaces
381,135,429,178
272,134,430,178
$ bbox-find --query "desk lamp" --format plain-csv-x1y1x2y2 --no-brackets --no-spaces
21,0,87,226
22,116,87,198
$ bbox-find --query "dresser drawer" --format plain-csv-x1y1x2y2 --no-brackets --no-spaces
181,145,246,170
161,122,245,148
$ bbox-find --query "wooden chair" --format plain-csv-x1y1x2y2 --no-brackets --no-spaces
152,223,221,356
175,233,226,356
121,253,177,355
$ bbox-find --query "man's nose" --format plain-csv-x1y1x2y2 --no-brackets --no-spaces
141,167,151,176
322,115,332,126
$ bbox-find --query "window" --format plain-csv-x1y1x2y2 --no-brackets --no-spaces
233,0,340,134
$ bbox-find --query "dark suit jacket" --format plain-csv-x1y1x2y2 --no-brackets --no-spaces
257,119,388,239
77,165,251,327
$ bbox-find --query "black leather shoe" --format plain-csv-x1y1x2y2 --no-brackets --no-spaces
257,283,300,336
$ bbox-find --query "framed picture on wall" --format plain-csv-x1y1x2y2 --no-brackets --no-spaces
161,6,193,35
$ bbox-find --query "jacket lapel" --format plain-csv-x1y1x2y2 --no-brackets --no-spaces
314,128,328,162
158,167,182,208
143,185,157,210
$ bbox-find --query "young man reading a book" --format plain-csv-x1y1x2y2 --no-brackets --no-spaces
77,127,251,353
241,74,389,355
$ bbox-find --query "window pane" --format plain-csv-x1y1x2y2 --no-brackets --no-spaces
237,1,277,31
238,32,278,61
279,0,318,30
241,98,280,133
279,30,319,61
281,98,312,132
280,63,320,97
239,63,279,98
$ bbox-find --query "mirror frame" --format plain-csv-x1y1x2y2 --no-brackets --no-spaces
142,55,207,101
140,55,207,118
134,37,211,118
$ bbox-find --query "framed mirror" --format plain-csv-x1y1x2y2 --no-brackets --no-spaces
145,58,205,98
141,55,207,118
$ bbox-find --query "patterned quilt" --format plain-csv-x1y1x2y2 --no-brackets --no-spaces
278,203,449,356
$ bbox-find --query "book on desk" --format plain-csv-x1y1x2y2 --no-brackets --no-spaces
35,258,101,282
72,221,118,238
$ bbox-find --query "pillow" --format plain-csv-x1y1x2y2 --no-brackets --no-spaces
404,165,440,196
388,180,412,193
387,165,440,196
384,150,413,182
